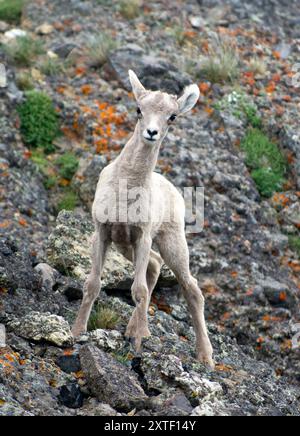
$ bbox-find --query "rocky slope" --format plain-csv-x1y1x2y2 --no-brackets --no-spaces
0,0,299,416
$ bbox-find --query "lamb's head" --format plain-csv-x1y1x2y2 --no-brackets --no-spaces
129,70,200,145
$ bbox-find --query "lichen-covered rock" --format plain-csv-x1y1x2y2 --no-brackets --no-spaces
142,353,222,405
78,329,123,352
80,345,147,412
8,312,73,347
47,210,175,288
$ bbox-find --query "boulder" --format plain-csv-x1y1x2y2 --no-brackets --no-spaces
8,312,73,347
80,345,146,412
107,45,192,95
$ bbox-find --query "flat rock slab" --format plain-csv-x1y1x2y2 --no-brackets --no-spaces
47,210,175,288
8,312,73,348
80,345,147,412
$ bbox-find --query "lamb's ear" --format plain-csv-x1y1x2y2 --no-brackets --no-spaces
128,70,146,100
177,84,200,114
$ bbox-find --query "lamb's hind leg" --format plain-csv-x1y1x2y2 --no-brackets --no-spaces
124,235,152,351
117,245,163,336
72,224,110,337
156,230,214,369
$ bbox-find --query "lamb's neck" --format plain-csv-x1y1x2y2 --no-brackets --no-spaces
116,123,162,186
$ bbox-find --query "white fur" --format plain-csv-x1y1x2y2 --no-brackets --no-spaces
72,71,214,368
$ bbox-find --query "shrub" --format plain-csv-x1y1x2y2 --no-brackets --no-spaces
57,190,79,212
88,305,120,331
56,153,79,181
4,35,44,67
199,37,239,84
241,129,286,197
241,129,286,175
17,91,60,153
251,168,285,198
119,0,141,19
87,33,117,68
0,0,24,24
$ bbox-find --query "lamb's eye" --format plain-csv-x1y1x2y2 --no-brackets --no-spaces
137,107,142,117
169,114,177,122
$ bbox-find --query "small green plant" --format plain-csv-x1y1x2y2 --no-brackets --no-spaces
251,168,285,198
168,25,186,47
4,35,44,67
215,92,262,128
56,153,79,181
241,129,286,197
0,0,24,24
88,304,120,331
119,0,141,19
87,33,117,67
16,72,34,91
17,91,60,153
199,37,239,84
289,236,300,258
243,104,262,129
39,57,65,76
30,149,58,189
57,189,79,212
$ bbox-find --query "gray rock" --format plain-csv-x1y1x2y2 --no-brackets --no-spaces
8,312,73,347
52,43,78,58
78,329,123,352
80,345,147,411
258,279,295,308
108,45,192,94
77,399,121,416
74,154,108,206
34,263,59,292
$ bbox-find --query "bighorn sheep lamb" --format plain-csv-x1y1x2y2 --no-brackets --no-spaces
72,70,214,368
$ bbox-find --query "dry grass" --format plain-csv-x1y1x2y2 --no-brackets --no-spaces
199,36,240,84
119,0,141,20
88,304,121,331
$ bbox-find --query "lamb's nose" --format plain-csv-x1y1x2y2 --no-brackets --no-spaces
147,129,158,138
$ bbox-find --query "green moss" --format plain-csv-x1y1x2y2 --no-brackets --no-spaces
17,91,60,153
4,35,44,67
0,0,24,24
241,129,287,197
88,304,120,331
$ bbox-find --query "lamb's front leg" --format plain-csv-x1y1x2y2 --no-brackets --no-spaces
126,234,152,351
72,225,109,337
